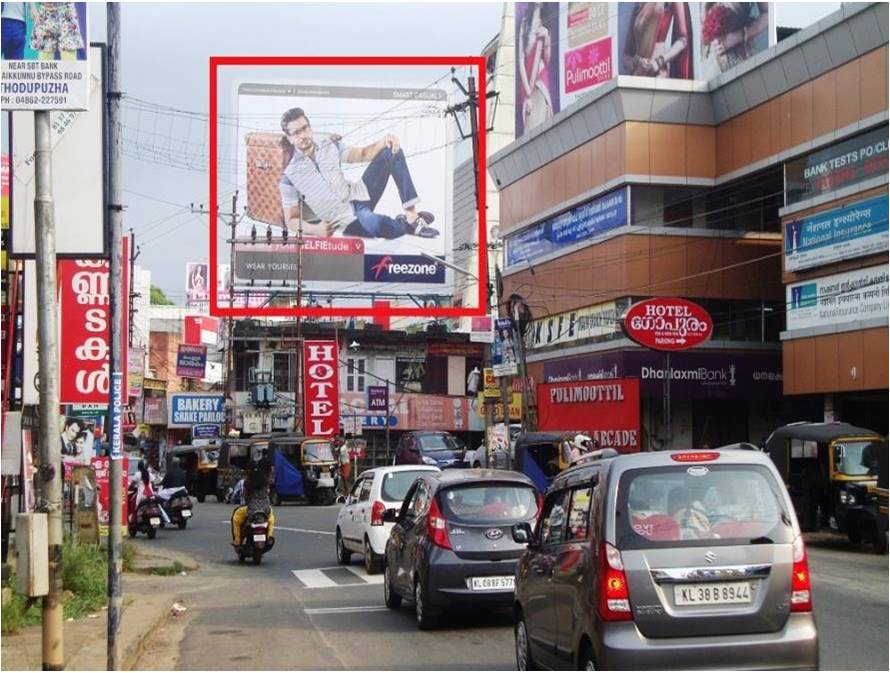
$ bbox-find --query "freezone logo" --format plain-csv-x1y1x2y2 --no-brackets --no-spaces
364,254,446,283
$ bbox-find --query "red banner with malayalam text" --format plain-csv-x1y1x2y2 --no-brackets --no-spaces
537,377,640,453
58,237,129,405
303,340,340,437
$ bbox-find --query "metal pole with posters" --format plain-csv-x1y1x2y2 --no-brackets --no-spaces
106,4,125,669
34,110,64,672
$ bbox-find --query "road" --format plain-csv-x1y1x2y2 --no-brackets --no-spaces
135,502,888,671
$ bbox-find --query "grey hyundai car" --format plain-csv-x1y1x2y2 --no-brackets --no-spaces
512,449,818,670
382,469,540,629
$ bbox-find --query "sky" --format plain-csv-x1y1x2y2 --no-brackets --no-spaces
78,1,843,304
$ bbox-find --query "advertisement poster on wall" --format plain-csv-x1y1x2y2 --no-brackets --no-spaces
1,3,90,111
492,318,519,377
90,456,128,534
537,377,641,452
234,78,452,298
127,348,145,399
562,3,613,105
185,262,209,308
786,264,889,332
785,195,888,273
515,2,562,138
59,415,97,464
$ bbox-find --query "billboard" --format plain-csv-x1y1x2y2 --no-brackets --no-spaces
185,262,210,308
127,348,145,399
786,264,889,332
516,2,562,138
492,318,519,377
784,195,888,273
1,3,90,111
233,78,452,298
9,44,105,256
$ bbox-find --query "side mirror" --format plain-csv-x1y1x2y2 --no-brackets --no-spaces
512,521,535,546
382,508,399,523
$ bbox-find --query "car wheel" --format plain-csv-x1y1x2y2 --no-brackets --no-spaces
384,563,402,609
579,642,596,671
515,614,538,670
336,529,351,565
414,578,435,630
364,537,382,574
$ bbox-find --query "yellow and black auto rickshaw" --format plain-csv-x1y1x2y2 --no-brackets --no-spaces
764,422,886,551
216,437,269,503
170,444,219,503
267,434,338,506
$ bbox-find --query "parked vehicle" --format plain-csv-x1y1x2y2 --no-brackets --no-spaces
393,431,469,469
217,438,266,502
466,423,522,468
157,487,193,529
382,469,540,629
876,439,889,554
335,465,440,573
170,444,219,503
267,434,338,505
764,421,884,548
512,449,819,670
512,431,585,492
234,510,274,565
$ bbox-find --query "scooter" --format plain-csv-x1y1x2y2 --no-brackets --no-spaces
234,511,275,565
127,484,164,539
157,487,194,529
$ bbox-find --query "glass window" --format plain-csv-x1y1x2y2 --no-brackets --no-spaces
617,464,793,548
439,484,539,523
349,479,364,503
303,441,334,463
834,441,878,477
418,433,460,452
404,480,429,520
382,471,429,503
346,358,366,392
273,352,294,392
538,491,569,546
359,479,372,502
566,486,592,541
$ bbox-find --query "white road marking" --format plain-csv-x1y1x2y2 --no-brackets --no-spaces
291,565,385,589
304,606,390,615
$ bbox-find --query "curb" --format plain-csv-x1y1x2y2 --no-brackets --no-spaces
121,595,175,671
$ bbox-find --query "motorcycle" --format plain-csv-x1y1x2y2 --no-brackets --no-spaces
127,483,164,539
157,487,194,529
234,510,275,565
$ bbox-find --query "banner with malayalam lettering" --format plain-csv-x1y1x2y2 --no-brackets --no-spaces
57,237,129,404
786,264,889,332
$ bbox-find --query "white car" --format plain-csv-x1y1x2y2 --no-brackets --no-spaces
335,464,440,573
467,423,523,468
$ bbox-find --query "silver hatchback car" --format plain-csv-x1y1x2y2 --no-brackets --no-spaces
512,449,818,670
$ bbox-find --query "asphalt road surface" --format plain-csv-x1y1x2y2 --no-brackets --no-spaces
136,501,888,671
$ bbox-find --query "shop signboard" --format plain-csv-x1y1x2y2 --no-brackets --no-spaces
505,187,628,267
167,393,225,428
339,391,483,432
175,344,207,379
784,195,888,272
143,397,167,425
622,297,713,351
367,386,388,413
469,314,494,343
303,340,340,437
143,377,167,392
543,350,783,400
91,456,128,534
192,424,220,440
537,378,641,452
492,318,519,377
527,299,626,350
476,392,523,422
483,367,500,398
127,348,145,398
785,127,889,205
786,264,889,332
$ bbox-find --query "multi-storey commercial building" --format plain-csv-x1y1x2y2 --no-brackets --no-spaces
489,3,888,448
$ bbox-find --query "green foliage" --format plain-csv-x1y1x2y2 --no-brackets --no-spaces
150,284,174,305
122,542,136,572
1,581,41,634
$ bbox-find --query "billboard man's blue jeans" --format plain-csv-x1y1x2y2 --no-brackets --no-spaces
344,147,421,239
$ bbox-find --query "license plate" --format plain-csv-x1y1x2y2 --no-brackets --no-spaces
469,575,514,591
181,510,192,518
674,581,753,606
149,517,161,526
253,534,266,542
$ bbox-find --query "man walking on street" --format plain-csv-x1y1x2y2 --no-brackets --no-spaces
278,107,439,240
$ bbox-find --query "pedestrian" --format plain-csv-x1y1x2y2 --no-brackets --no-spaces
278,107,439,239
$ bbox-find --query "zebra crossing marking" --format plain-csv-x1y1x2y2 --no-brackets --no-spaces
292,565,385,589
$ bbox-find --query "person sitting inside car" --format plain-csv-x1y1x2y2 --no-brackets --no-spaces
667,485,713,540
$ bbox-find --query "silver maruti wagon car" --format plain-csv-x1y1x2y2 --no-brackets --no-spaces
512,449,818,670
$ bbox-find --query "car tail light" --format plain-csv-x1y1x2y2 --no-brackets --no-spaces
670,452,720,462
371,500,386,526
427,496,452,550
790,536,812,612
598,541,632,621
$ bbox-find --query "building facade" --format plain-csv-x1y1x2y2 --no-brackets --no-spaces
489,3,889,447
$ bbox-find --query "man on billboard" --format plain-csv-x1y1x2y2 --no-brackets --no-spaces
278,107,439,240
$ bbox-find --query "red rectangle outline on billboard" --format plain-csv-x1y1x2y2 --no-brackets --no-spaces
208,55,487,319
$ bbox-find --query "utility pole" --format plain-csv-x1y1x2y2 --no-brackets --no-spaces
292,197,304,432
34,110,63,672
106,5,125,670
127,227,141,347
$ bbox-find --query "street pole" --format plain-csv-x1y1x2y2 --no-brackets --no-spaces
127,227,140,347
384,380,390,466
106,4,125,670
34,110,63,672
293,196,304,432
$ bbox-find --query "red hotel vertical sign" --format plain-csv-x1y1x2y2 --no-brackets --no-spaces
58,237,129,404
303,340,339,437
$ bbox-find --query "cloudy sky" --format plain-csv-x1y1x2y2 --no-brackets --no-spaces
78,2,842,303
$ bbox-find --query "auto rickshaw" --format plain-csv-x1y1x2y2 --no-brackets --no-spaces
764,422,885,550
216,437,269,503
875,440,889,554
267,434,338,506
170,444,219,503
513,431,586,492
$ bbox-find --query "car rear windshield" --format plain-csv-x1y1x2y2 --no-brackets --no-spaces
419,434,460,452
616,464,794,549
439,483,539,524
381,471,428,503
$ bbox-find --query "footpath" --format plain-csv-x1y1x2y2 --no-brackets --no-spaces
1,544,199,671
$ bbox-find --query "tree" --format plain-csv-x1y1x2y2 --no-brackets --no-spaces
150,285,174,305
